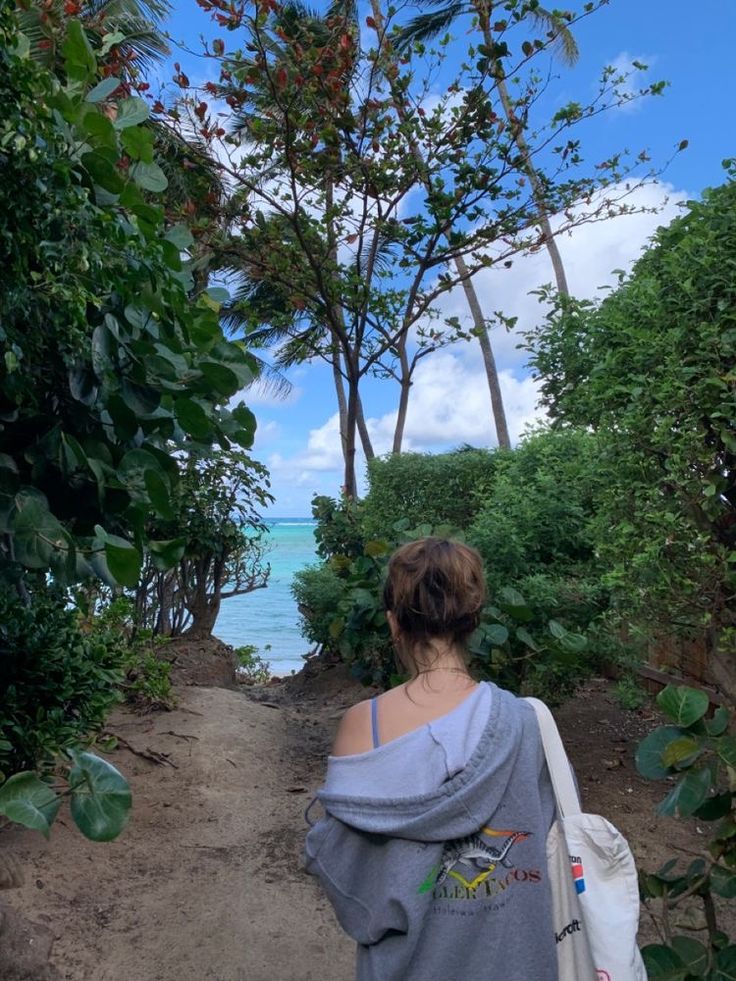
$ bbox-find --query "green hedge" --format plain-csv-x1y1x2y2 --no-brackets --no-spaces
362,448,500,537
0,588,125,778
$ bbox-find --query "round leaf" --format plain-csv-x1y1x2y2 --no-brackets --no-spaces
641,944,687,980
68,751,131,842
175,398,213,440
131,160,168,192
85,77,121,103
105,541,141,588
112,97,149,130
0,772,61,838
656,685,709,727
635,725,683,779
670,937,708,976
656,767,711,819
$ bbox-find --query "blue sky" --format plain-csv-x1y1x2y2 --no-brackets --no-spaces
163,0,735,516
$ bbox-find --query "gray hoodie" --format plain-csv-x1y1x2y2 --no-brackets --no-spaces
305,683,558,981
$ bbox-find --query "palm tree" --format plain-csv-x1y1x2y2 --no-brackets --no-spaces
20,0,171,75
368,0,511,449
398,1,578,297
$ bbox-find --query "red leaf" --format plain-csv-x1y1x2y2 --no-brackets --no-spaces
276,67,288,88
365,15,376,28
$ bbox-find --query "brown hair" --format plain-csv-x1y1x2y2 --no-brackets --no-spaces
382,538,486,660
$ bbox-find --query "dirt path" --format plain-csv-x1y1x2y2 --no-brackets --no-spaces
3,682,356,981
2,666,724,979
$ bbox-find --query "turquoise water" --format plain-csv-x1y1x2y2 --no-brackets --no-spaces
214,519,318,676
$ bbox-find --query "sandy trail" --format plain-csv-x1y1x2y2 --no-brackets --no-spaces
4,684,354,981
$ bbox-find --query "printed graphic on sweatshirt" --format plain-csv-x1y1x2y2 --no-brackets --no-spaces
418,825,536,900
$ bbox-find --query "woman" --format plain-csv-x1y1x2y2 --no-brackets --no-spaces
305,537,562,981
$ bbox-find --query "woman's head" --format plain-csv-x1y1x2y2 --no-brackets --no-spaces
382,537,486,671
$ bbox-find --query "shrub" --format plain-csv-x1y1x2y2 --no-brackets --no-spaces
311,494,366,560
0,587,125,778
235,644,272,683
362,448,499,538
637,685,736,976
292,563,350,653
467,428,599,584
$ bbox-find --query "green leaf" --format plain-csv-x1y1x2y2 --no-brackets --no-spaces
641,944,688,980
112,98,149,130
661,736,701,768
0,772,61,838
174,398,213,440
635,726,683,779
62,20,96,82
149,538,186,571
694,793,732,821
199,362,240,397
85,77,121,103
131,160,168,192
716,944,736,979
497,586,533,622
485,623,509,646
657,767,711,818
165,224,195,251
144,470,174,520
711,865,736,899
10,493,70,570
657,685,709,727
81,151,125,194
105,541,141,588
718,736,736,768
706,707,730,737
121,126,155,163
68,751,131,842
515,626,539,650
548,619,566,639
670,937,708,976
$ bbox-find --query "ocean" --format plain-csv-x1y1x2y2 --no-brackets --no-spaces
214,518,319,676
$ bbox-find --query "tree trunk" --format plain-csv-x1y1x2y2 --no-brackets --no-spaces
331,343,349,460
370,0,510,448
356,391,375,460
184,600,220,639
455,253,511,448
343,360,359,497
392,341,412,453
481,7,570,297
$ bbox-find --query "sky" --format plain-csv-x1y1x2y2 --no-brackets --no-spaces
162,0,736,516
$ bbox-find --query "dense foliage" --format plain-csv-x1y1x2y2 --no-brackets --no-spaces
637,685,736,978
294,448,593,699
0,13,258,589
526,175,736,694
0,588,123,779
135,448,272,637
362,449,499,538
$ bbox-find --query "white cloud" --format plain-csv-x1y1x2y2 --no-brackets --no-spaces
606,51,658,113
427,181,687,372
262,181,689,506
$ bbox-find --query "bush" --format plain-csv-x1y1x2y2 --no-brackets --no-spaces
292,563,351,652
362,448,499,538
235,644,272,683
0,587,125,778
467,428,599,584
80,594,174,710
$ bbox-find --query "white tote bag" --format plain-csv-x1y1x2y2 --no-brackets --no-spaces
526,698,647,981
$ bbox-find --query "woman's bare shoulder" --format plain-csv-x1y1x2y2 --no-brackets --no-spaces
331,698,374,757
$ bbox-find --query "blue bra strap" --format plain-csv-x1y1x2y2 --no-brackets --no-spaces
371,696,380,749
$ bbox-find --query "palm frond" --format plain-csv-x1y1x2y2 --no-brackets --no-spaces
395,0,468,52
530,7,579,66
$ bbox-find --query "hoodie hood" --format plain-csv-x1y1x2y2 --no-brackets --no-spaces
317,683,537,843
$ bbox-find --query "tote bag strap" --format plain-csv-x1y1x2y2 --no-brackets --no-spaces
525,697,581,818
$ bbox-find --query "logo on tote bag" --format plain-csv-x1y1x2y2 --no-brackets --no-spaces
570,855,585,894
